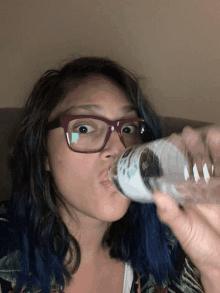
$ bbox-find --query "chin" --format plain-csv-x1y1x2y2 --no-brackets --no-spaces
100,199,131,222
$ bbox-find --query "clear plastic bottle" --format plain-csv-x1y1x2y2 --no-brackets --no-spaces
108,125,220,206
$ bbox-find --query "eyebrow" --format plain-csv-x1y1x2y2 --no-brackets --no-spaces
64,104,138,114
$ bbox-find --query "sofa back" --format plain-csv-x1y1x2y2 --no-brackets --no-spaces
0,108,212,202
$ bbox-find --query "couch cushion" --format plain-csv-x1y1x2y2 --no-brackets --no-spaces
160,116,212,137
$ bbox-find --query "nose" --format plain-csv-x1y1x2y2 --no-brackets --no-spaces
100,129,126,159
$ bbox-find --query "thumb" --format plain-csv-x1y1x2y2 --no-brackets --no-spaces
153,191,188,235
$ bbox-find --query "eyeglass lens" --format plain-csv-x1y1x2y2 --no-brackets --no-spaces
66,118,150,152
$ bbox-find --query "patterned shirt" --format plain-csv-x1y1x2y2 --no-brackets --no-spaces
0,200,204,293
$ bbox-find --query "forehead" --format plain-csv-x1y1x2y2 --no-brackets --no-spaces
65,76,129,104
49,76,135,121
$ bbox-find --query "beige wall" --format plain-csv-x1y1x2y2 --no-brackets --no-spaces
1,0,220,123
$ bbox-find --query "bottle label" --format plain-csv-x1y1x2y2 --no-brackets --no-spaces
116,139,189,203
116,142,157,203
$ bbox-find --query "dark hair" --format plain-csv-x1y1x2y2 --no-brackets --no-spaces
6,56,182,292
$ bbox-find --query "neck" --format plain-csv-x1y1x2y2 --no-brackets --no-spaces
58,203,112,266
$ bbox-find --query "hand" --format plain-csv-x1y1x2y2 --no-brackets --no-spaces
153,125,220,278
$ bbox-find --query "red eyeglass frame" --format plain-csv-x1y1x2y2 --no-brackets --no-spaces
46,114,145,154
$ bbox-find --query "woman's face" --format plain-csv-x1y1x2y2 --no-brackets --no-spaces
46,75,139,223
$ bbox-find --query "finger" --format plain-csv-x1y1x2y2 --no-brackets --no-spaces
206,128,220,177
153,190,191,240
181,126,213,182
168,133,186,156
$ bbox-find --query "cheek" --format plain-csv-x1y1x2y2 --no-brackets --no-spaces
46,134,66,172
46,133,97,188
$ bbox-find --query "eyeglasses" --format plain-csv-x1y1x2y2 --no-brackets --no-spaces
46,115,151,153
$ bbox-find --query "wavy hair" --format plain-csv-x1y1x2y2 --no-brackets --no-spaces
6,56,183,292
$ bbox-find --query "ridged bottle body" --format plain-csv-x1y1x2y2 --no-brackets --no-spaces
109,129,220,206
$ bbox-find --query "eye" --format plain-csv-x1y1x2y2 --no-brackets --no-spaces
122,124,138,134
75,124,94,134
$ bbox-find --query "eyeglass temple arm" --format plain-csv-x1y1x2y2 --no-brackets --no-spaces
46,118,60,131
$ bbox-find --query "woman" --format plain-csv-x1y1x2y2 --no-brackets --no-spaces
0,56,219,292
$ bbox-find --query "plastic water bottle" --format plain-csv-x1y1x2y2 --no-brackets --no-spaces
108,125,220,206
